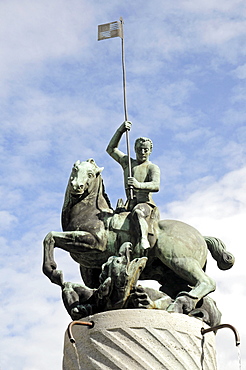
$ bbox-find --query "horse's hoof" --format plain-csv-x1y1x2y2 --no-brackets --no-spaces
167,302,183,313
167,295,195,314
71,304,94,320
189,308,210,323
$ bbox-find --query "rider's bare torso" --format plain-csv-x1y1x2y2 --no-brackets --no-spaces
106,121,160,252
120,156,159,206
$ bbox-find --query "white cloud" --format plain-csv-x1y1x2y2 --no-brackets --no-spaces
233,63,246,79
200,19,245,45
181,0,245,13
160,166,246,369
0,0,94,78
162,166,246,221
0,211,18,230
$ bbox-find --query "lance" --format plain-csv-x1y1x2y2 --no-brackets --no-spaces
98,17,134,199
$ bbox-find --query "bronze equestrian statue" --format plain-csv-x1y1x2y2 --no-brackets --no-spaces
43,156,234,318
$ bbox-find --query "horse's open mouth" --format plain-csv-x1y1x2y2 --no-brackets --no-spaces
71,191,84,196
70,189,89,197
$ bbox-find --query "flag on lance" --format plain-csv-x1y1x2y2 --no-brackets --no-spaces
98,21,123,41
98,18,133,199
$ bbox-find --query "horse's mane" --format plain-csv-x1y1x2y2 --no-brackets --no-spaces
100,177,112,210
61,181,74,230
88,158,112,212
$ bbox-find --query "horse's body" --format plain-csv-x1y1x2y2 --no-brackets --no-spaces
43,159,234,312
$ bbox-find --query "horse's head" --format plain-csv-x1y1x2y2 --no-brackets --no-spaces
69,158,104,196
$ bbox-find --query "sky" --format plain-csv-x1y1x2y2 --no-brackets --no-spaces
1,0,246,369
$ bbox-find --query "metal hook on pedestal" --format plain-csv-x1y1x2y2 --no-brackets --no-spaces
201,323,240,346
67,320,94,344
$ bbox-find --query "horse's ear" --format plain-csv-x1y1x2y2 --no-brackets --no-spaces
74,160,80,167
87,158,95,164
98,167,104,174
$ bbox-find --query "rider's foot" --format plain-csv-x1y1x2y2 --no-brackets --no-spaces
140,238,150,250
138,238,150,256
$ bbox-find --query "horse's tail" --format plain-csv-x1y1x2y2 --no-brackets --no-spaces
204,236,235,270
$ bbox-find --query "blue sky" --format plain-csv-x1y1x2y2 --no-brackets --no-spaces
1,1,246,369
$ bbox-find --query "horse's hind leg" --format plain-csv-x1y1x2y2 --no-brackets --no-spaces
167,259,216,313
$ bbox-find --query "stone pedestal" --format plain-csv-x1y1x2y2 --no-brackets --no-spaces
63,309,217,370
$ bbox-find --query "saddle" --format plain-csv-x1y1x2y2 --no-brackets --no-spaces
110,199,159,248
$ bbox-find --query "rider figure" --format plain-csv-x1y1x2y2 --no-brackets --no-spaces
106,121,160,253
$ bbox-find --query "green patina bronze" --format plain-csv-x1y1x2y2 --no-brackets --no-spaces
42,126,235,326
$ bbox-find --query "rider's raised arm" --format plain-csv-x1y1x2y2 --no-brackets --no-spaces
106,121,132,163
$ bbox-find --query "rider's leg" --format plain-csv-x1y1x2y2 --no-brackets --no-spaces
132,204,151,250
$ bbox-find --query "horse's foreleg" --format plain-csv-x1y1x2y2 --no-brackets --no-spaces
43,231,64,286
43,230,99,286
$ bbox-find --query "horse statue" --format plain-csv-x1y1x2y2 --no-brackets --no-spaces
43,158,235,314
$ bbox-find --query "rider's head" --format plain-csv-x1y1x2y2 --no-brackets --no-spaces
134,137,153,163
